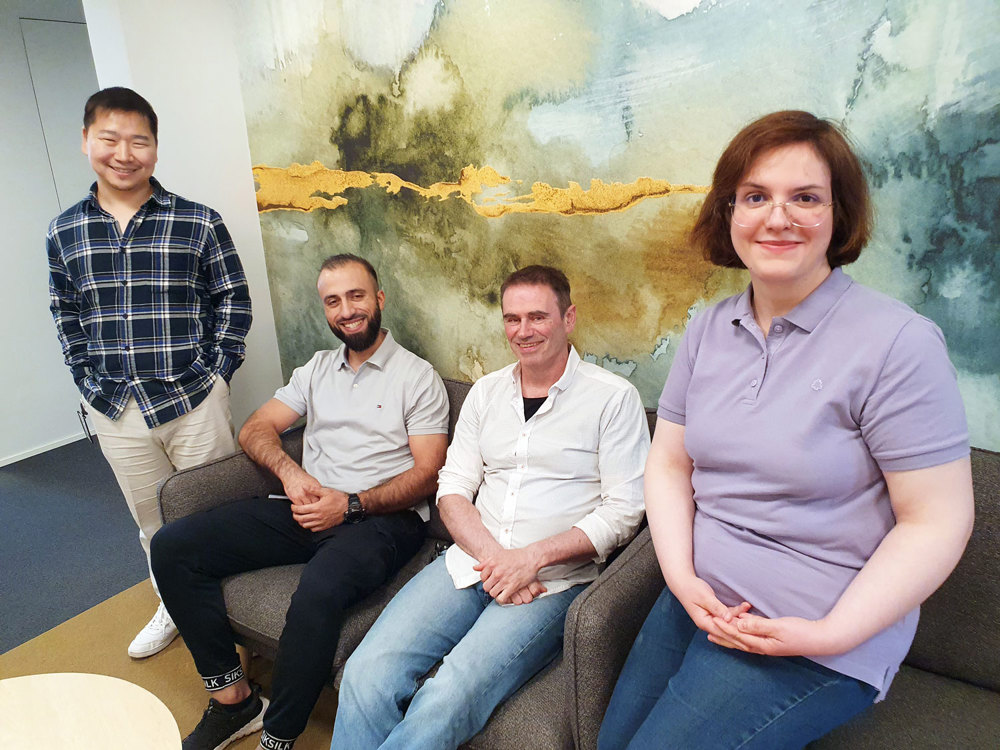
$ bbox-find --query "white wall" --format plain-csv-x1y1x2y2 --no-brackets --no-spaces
0,0,96,466
82,0,283,428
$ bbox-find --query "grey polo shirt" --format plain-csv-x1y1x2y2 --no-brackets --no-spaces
274,330,449,521
658,268,968,698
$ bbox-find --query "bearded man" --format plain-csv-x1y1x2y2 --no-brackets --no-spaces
151,254,449,750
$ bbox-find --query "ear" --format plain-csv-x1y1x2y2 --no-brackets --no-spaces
563,304,577,334
80,127,88,155
376,289,386,309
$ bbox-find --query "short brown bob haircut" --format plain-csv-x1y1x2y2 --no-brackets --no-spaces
691,110,873,269
501,265,573,316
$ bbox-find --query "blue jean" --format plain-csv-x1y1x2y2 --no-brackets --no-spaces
598,587,877,750
331,554,584,750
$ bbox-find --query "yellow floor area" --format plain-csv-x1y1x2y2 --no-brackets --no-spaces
0,581,337,749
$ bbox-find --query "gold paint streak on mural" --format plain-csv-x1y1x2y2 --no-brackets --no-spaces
252,162,707,217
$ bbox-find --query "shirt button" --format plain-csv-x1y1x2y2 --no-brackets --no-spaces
774,324,784,333
121,313,128,319
750,378,758,387
124,345,130,351
352,383,358,389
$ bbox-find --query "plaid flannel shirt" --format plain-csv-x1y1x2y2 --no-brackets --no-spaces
47,178,252,428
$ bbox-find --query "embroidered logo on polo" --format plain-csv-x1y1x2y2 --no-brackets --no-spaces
811,379,824,391
202,665,243,691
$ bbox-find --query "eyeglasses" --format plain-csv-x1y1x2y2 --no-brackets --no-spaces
729,195,833,228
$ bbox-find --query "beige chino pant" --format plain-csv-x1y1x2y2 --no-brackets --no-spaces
87,377,237,600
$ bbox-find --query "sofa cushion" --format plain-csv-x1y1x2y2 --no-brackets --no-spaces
222,538,442,673
812,664,1000,748
904,448,1000,692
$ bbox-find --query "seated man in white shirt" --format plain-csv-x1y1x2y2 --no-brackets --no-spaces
331,265,650,750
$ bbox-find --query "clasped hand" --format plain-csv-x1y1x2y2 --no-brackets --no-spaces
474,547,548,606
676,576,835,657
281,469,348,532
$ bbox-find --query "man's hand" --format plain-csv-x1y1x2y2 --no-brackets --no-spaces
508,581,548,606
708,614,838,657
474,547,546,604
290,487,350,532
280,466,325,506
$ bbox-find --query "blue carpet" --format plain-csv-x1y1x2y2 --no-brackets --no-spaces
0,438,147,653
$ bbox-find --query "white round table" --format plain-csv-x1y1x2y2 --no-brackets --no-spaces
0,672,181,749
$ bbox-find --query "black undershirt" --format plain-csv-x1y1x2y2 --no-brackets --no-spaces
523,396,547,421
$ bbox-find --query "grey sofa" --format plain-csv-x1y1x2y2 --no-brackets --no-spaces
159,377,1000,748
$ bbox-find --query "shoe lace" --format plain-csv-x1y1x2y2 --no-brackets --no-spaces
151,604,174,631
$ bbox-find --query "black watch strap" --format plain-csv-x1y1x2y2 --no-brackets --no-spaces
344,492,366,524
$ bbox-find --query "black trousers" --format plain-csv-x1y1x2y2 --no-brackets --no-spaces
150,497,425,741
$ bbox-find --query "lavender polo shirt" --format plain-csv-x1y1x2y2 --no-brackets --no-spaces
658,268,969,698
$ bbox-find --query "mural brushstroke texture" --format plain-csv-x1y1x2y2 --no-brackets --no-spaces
234,0,1000,450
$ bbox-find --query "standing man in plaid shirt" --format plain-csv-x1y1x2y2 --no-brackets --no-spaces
46,87,252,659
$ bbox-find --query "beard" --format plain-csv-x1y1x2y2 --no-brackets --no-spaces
329,304,383,352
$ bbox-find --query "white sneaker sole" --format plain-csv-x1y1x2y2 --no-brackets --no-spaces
214,695,268,750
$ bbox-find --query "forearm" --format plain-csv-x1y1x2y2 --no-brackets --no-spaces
524,527,597,570
359,464,438,515
438,493,502,560
205,220,252,377
238,419,302,483
48,263,90,381
821,515,972,653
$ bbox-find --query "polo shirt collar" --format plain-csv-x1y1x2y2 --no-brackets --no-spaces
783,268,853,333
730,268,854,334
510,345,581,395
334,328,397,372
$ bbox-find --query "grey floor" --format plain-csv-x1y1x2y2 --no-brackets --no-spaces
0,438,147,653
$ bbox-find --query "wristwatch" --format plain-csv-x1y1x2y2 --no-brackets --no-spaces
344,493,366,524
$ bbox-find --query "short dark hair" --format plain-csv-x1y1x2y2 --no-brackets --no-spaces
83,87,158,142
691,110,872,269
319,253,379,288
501,265,572,316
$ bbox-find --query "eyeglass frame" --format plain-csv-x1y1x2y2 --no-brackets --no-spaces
728,197,834,228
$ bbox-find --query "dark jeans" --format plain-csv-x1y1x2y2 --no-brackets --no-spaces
598,586,877,750
150,497,425,741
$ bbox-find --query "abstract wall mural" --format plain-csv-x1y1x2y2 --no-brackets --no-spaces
233,0,1000,450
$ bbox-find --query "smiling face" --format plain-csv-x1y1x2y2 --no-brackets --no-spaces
730,142,835,302
502,283,576,376
81,108,157,200
318,262,385,354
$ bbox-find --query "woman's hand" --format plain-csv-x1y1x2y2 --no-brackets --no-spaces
708,613,840,657
673,576,751,645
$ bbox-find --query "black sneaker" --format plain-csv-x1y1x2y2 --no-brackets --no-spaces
182,683,268,750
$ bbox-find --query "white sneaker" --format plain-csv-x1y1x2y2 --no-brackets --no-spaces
128,602,178,658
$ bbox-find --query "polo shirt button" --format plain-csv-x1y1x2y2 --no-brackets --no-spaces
352,383,358,389
774,324,783,332
750,379,758,387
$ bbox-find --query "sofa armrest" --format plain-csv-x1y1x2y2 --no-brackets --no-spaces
564,527,664,750
158,426,304,524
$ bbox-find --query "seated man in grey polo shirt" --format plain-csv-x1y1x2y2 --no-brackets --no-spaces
151,253,449,750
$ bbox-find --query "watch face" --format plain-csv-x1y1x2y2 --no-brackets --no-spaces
345,494,365,523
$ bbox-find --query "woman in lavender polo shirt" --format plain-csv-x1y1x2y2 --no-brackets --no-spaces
599,111,974,749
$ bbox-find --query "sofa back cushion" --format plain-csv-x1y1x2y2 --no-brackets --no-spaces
904,447,1000,691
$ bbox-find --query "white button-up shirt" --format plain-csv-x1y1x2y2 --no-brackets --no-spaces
437,347,649,595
